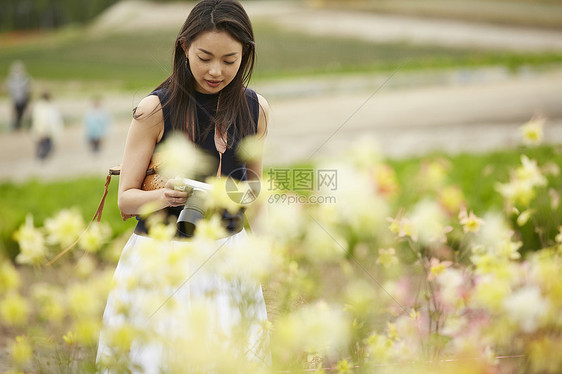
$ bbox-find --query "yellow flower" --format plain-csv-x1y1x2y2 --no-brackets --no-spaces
73,318,101,346
497,238,522,260
205,176,241,215
217,233,275,282
63,331,76,345
386,216,401,235
427,257,452,281
555,226,562,244
386,322,399,341
10,335,32,366
527,336,562,374
107,324,136,352
374,164,399,197
345,137,382,171
439,185,465,215
516,209,534,226
32,283,66,323
336,358,352,373
67,283,101,318
519,117,544,146
516,155,547,187
344,280,377,317
302,223,346,264
0,292,30,326
236,134,264,163
377,248,398,268
274,302,349,357
366,333,393,362
459,208,484,233
419,159,449,190
496,178,536,207
148,222,176,241
410,199,451,245
472,275,511,311
44,208,85,247
75,256,96,279
398,218,418,242
193,214,228,241
13,214,46,265
79,221,111,252
0,260,21,294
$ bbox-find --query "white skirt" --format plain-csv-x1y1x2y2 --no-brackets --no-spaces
97,229,270,373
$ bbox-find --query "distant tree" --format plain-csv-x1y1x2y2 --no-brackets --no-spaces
0,0,120,32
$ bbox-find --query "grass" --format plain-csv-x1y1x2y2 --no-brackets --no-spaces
1,22,562,92
1,145,560,260
0,176,137,259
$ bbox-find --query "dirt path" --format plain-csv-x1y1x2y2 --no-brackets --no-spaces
1,67,561,182
90,0,562,51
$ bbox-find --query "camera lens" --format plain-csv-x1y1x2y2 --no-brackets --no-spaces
177,189,207,237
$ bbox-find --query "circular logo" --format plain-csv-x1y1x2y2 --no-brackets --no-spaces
225,168,261,205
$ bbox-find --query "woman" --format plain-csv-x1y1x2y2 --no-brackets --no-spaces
97,1,270,372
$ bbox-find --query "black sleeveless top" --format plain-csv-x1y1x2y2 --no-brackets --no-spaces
135,88,260,235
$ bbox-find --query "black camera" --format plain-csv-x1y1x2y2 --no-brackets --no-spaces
176,179,211,237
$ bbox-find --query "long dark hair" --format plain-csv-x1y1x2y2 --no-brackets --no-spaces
153,0,257,146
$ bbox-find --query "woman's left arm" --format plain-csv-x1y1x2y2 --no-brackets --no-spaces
245,93,270,235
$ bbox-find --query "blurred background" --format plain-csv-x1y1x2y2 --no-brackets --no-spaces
1,0,561,179
0,0,561,245
2,1,562,370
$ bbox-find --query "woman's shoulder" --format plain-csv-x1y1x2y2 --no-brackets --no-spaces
131,93,165,136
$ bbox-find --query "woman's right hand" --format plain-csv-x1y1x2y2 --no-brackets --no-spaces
164,178,190,207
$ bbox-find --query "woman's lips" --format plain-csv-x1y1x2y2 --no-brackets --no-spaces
205,80,221,88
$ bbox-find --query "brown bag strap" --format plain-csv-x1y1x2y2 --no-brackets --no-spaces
92,173,113,223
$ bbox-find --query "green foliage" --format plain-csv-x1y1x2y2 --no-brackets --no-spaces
389,145,562,253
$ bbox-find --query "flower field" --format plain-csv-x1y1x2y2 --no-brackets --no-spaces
1,118,561,373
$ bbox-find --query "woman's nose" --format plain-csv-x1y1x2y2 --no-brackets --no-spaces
209,61,221,77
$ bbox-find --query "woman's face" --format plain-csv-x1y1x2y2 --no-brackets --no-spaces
185,31,243,94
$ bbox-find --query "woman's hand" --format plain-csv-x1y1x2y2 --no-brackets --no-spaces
164,178,190,207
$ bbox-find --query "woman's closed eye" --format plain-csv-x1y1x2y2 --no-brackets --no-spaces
198,57,236,65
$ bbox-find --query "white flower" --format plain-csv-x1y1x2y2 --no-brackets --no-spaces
436,268,465,308
410,199,451,245
516,155,547,188
13,214,47,265
503,285,548,333
44,209,85,247
474,212,512,250
519,117,544,146
275,301,349,357
217,234,276,282
319,163,389,235
156,134,214,179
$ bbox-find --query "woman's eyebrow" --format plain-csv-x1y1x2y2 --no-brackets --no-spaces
197,48,239,57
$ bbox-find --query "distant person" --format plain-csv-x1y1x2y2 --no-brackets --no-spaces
5,61,32,131
30,92,63,160
83,96,111,153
